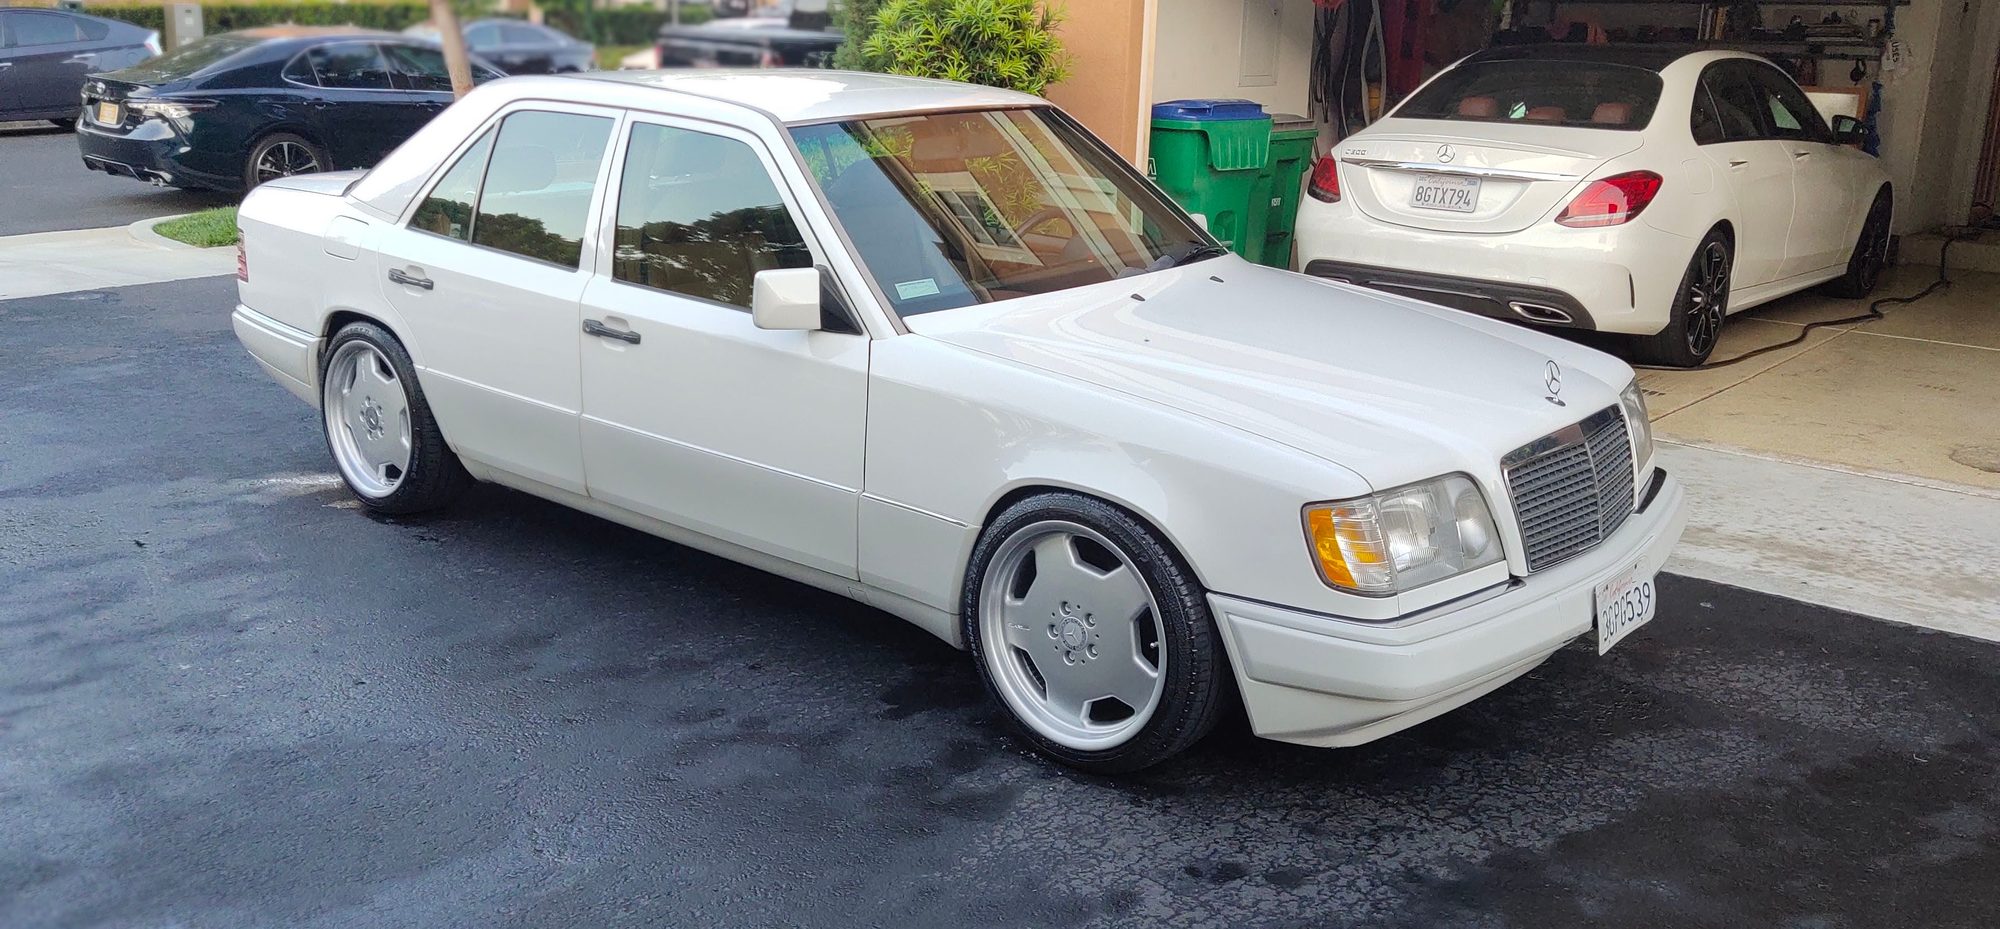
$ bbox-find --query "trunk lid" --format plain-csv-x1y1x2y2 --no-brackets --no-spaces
1335,118,1646,234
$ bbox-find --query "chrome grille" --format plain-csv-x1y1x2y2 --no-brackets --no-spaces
1503,405,1637,572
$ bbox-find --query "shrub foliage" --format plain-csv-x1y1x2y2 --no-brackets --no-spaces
856,0,1067,95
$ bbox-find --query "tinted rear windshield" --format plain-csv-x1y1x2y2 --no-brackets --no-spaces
119,34,260,81
1394,60,1662,131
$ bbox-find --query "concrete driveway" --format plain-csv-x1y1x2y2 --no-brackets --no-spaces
0,122,231,236
3,275,1997,929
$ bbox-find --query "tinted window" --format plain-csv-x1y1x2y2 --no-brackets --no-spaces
613,123,813,308
792,108,1211,317
501,24,547,44
1690,85,1723,145
1703,66,1764,141
1748,64,1832,142
473,111,614,268
1395,60,1662,130
383,43,452,92
121,34,257,80
282,53,317,85
309,43,393,90
464,23,500,47
7,11,82,46
78,17,111,41
411,129,495,242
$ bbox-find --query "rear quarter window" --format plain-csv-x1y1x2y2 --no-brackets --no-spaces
1394,60,1663,131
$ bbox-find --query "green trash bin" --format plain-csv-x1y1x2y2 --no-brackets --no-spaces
1148,99,1271,257
1250,115,1319,270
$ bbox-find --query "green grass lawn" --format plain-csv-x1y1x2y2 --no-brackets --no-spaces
153,206,239,248
598,44,650,69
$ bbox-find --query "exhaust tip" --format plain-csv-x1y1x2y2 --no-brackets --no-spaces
1508,301,1574,324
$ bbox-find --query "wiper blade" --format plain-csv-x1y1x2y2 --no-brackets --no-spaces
1168,243,1230,267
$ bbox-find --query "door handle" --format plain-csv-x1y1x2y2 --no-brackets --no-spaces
582,318,641,344
387,268,433,290
63,54,97,64
1727,159,1750,168
1792,150,1811,160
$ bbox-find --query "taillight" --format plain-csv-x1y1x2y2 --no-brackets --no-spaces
1308,155,1341,203
236,239,248,282
1556,171,1663,227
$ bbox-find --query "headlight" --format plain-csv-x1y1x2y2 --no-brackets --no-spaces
1619,380,1654,470
1303,474,1504,596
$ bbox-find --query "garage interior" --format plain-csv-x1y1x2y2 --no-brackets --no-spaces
1134,0,2000,490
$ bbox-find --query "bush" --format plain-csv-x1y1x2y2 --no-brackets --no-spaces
831,0,881,70
857,0,1067,94
83,1,433,34
77,2,705,47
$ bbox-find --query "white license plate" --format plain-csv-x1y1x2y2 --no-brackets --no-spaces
1594,563,1657,655
95,101,121,125
1409,174,1480,213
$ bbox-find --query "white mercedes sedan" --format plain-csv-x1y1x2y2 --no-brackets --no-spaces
1296,46,1892,367
233,71,1688,772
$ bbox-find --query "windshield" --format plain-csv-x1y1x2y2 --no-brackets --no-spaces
1395,60,1662,131
790,107,1214,318
118,33,261,81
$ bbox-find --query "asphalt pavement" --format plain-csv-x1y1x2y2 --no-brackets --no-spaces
3,275,1998,929
0,122,231,237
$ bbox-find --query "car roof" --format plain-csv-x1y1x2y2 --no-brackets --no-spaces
1466,43,1758,73
570,69,1047,124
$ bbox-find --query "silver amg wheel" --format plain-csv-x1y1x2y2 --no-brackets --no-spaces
321,339,412,499
976,519,1168,751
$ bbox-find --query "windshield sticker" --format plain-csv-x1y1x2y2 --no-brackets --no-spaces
896,279,941,300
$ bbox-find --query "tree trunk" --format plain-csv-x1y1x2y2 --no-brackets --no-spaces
429,0,476,99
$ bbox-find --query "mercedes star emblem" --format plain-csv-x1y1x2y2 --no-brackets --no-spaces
1543,360,1565,406
1437,143,1455,164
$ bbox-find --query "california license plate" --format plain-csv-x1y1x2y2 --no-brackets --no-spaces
95,101,120,125
1594,563,1656,655
1409,174,1480,212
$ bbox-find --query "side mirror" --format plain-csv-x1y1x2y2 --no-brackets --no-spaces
1188,212,1209,231
751,267,823,331
1831,114,1865,145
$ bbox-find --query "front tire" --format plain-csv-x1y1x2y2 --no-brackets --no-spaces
1824,189,1892,298
963,492,1227,774
244,132,327,190
319,322,470,515
1633,229,1732,368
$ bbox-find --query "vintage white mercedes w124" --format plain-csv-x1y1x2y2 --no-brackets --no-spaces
233,71,1688,772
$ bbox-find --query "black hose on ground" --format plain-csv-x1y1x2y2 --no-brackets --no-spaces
1632,232,1965,371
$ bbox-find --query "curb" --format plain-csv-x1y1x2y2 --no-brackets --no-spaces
127,213,234,252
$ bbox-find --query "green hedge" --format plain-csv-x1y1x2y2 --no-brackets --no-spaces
83,2,432,34
543,7,712,46
78,3,709,47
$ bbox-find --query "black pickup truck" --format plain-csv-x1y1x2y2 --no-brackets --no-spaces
657,10,840,68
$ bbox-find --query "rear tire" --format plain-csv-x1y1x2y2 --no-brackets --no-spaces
319,322,471,515
963,492,1227,774
1632,229,1731,368
1824,189,1892,298
243,132,328,190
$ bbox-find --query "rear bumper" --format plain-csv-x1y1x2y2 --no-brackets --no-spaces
1304,259,1598,329
77,120,236,191
1294,197,1694,335
232,304,320,405
1212,469,1688,747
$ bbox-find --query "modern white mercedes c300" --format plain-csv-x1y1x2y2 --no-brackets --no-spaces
1296,46,1893,367
232,71,1687,772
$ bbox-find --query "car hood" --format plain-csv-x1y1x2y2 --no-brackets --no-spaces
903,257,1636,489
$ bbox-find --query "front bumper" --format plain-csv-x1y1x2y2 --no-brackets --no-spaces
1212,469,1688,747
